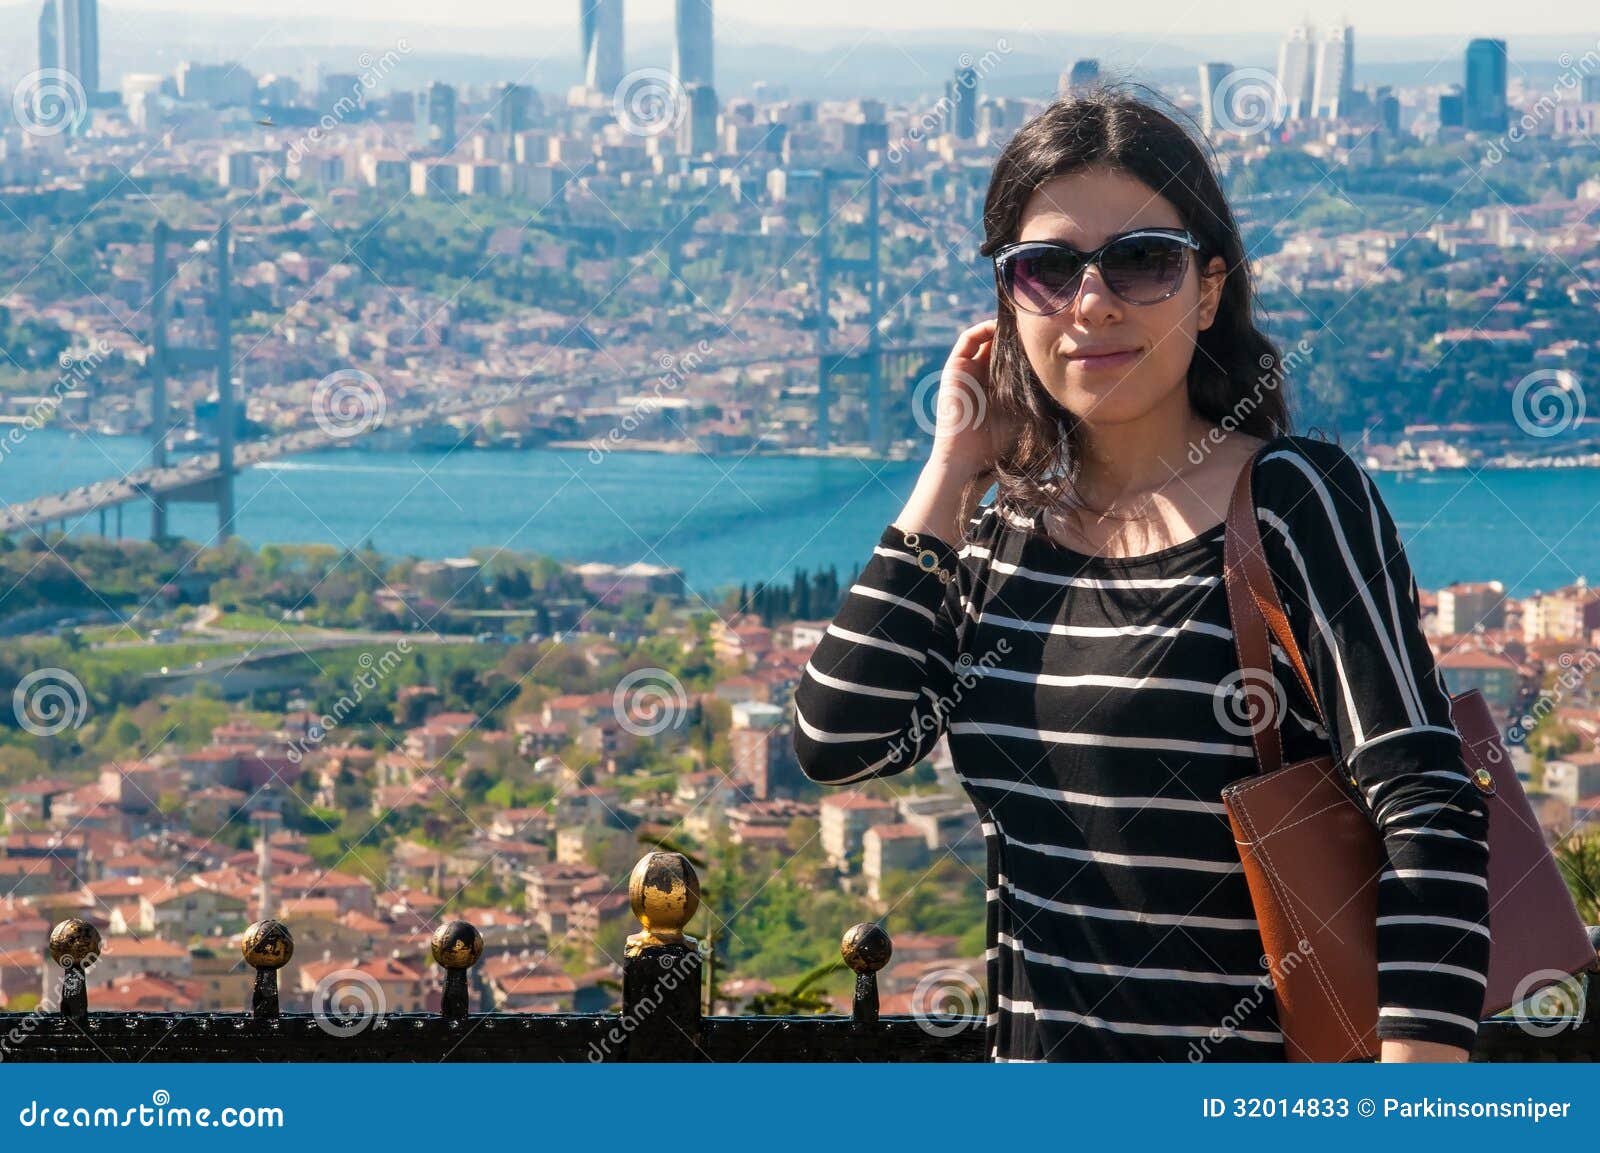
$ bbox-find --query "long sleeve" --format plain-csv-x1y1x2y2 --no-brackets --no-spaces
792,520,972,785
1251,436,1491,1053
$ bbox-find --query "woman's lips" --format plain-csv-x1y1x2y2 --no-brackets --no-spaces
1065,347,1141,368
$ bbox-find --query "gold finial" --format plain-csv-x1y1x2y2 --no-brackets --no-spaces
241,919,294,969
49,918,102,969
840,922,892,974
430,920,484,970
626,851,700,956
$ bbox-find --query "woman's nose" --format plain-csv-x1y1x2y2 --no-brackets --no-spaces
1072,263,1122,323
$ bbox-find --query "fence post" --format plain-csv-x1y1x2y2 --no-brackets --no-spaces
49,919,101,1027
621,851,703,1061
241,919,294,1019
431,920,484,1021
841,923,892,1032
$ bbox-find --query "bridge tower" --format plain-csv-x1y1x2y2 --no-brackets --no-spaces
814,167,885,453
147,221,236,541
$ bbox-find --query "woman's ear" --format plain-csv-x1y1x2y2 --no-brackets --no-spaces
1196,256,1228,331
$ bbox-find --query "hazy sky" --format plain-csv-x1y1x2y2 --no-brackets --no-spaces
92,0,1574,36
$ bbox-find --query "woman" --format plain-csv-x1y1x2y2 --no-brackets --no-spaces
792,90,1490,1063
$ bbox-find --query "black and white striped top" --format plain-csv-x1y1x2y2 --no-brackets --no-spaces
792,434,1491,1061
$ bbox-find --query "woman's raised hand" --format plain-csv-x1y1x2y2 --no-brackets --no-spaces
928,318,1013,481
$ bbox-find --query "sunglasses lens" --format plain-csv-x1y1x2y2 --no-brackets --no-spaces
1003,247,1085,315
1100,235,1189,303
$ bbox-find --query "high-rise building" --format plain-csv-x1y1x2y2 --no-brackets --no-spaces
1584,74,1600,103
493,82,533,143
1058,58,1100,96
415,82,458,153
35,0,98,134
673,0,713,89
946,66,978,140
1276,22,1317,120
1465,38,1508,132
581,0,625,93
1197,62,1233,134
1439,85,1465,129
678,82,719,157
1312,23,1354,118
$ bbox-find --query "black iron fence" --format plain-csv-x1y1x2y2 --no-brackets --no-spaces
4,851,1598,1062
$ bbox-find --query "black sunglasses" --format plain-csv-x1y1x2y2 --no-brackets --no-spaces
992,228,1202,315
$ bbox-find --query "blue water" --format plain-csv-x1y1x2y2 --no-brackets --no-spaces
2,429,1596,597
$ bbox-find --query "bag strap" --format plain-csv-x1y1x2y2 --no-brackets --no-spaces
1222,443,1329,774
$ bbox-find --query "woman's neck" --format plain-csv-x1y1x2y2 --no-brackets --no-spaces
1071,389,1212,511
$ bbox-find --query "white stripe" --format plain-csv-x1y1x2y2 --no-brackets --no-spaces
1378,961,1488,985
1350,724,1462,761
951,720,1253,759
995,932,1265,985
824,623,925,662
1377,1006,1481,1031
1388,827,1488,845
792,705,902,745
965,665,1229,696
1361,467,1429,720
1380,868,1488,890
801,660,919,701
1375,914,1490,938
973,610,1232,641
1261,449,1425,728
1258,506,1365,745
995,831,1244,874
1384,801,1480,826
986,556,1220,589
1000,995,1282,1043
964,775,1229,815
847,582,937,622
999,873,1260,930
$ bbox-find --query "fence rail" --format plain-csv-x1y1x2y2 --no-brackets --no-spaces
3,851,1597,1062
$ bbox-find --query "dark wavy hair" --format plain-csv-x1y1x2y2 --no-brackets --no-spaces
972,85,1292,527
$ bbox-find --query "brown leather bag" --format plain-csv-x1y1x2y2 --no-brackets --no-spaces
1219,444,1597,1062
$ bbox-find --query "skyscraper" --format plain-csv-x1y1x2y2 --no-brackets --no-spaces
35,0,98,134
1312,23,1354,119
1464,38,1508,133
582,0,625,94
946,66,978,140
415,82,458,153
674,0,714,90
1276,23,1317,120
1197,62,1234,135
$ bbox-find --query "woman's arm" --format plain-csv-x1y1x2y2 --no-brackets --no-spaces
1252,436,1491,1061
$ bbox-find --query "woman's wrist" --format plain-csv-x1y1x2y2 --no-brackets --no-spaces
1379,1038,1472,1063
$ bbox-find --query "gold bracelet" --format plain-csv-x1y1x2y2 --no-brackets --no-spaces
900,530,955,585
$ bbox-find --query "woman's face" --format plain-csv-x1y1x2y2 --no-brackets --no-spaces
1010,166,1227,429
